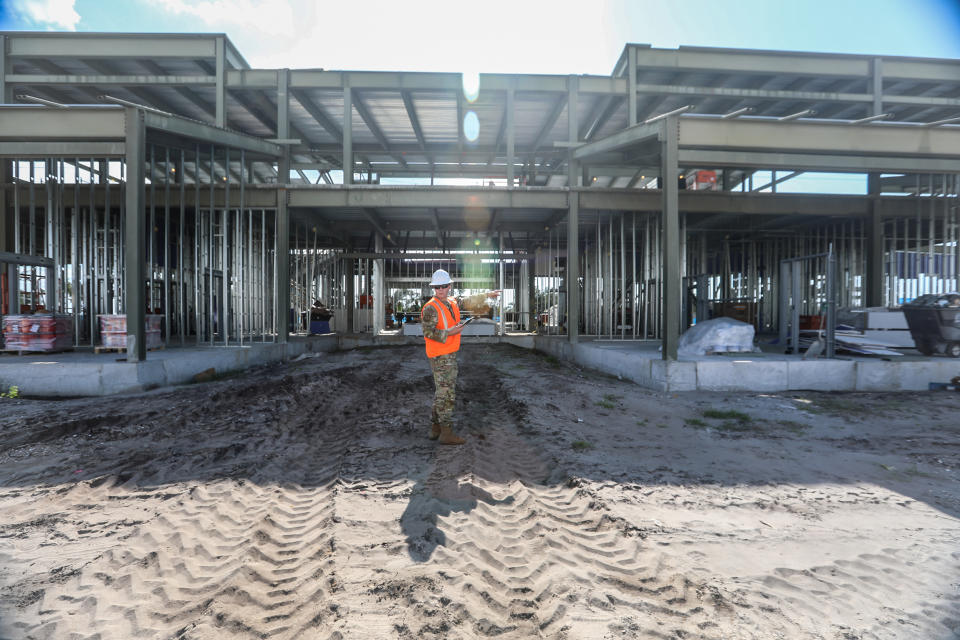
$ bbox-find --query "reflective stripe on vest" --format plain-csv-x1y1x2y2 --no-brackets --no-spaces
423,297,461,358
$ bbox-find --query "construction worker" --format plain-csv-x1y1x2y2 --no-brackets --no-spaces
422,268,500,445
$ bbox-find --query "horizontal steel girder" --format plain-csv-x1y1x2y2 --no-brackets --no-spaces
681,149,960,174
0,141,125,157
629,45,960,83
6,34,218,59
676,118,960,168
288,187,570,209
0,106,282,158
7,73,216,86
0,105,126,139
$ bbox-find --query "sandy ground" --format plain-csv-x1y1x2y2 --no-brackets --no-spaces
0,343,959,640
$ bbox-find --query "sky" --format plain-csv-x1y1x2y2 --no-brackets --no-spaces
1,0,960,75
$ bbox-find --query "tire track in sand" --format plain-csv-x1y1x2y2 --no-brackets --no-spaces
10,365,383,640
394,348,726,639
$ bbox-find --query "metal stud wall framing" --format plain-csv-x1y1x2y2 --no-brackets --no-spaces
3,144,279,348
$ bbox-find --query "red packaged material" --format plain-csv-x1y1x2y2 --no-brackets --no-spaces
2,314,74,352
98,314,163,350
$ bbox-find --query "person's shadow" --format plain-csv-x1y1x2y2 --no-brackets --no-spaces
400,446,514,562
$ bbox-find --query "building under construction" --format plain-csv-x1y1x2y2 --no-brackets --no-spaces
1,32,959,393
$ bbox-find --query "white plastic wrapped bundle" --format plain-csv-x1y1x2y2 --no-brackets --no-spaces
677,317,758,357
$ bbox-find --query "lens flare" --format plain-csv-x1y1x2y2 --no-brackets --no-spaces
463,110,480,142
462,71,480,103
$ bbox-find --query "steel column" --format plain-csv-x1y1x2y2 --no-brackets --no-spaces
374,233,383,335
0,36,6,253
124,109,147,362
627,46,638,126
215,37,226,128
872,58,883,117
506,86,515,187
276,188,289,342
343,78,353,185
866,173,884,307
277,68,290,183
0,34,7,103
660,119,681,359
826,249,837,358
567,75,580,343
499,231,505,335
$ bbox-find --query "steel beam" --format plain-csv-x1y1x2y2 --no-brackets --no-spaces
681,149,960,174
142,111,282,157
291,89,343,143
7,33,218,59
0,251,53,267
137,58,216,120
361,208,397,246
6,72,215,86
634,47,872,78
287,187,568,209
124,108,146,362
0,141,125,157
402,91,428,153
0,105,126,138
353,91,407,167
532,95,567,154
431,208,444,250
573,121,660,160
677,118,960,162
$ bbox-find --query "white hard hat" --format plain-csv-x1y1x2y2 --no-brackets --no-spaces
429,269,453,286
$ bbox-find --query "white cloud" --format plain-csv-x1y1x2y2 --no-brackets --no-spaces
154,0,307,41
9,0,81,30
148,0,622,74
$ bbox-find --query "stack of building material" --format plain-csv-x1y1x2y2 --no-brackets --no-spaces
838,308,915,348
98,314,163,350
2,314,74,352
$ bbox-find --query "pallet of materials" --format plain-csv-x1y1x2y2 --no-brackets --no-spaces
836,308,915,348
2,313,74,353
97,314,163,352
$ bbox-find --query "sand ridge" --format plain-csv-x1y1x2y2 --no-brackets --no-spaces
0,343,958,639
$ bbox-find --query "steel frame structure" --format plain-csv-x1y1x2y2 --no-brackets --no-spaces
2,32,960,362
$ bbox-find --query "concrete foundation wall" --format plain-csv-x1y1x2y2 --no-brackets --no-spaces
3,333,953,397
0,336,338,397
533,337,960,393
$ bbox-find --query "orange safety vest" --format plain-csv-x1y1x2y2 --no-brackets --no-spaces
423,297,461,358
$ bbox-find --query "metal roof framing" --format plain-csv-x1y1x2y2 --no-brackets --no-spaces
3,31,960,356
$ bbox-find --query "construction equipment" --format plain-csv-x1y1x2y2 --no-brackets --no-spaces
902,293,960,357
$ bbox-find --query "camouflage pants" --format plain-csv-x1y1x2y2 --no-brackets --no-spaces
429,353,458,429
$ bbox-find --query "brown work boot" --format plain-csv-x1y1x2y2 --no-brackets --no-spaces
429,423,441,440
437,425,465,445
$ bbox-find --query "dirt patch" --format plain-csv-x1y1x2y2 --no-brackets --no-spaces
0,344,958,639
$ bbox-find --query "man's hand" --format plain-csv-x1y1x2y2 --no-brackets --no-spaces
487,290,502,300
